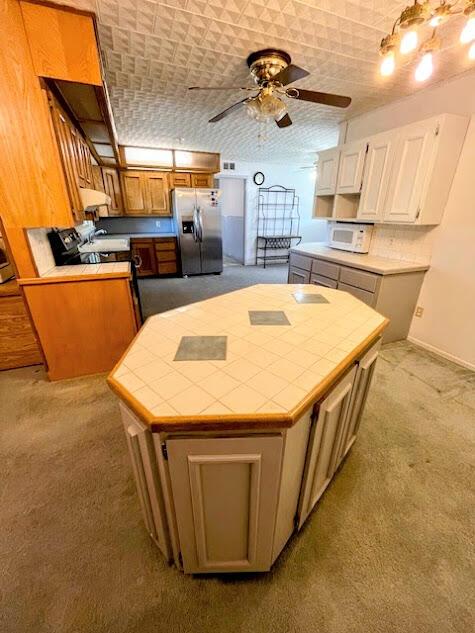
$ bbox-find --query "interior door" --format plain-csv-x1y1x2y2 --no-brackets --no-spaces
298,366,357,528
167,435,283,573
383,118,438,223
316,148,340,195
336,141,367,194
196,188,223,274
358,130,396,220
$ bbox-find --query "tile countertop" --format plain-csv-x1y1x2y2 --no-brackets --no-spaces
42,263,131,278
291,243,430,275
108,284,388,431
101,233,177,239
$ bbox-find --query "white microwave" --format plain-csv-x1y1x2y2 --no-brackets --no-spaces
328,223,373,253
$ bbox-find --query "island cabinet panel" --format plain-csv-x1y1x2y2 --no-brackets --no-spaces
167,436,283,573
334,340,380,467
121,405,172,561
298,366,357,529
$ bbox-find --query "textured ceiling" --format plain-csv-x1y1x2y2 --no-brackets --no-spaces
59,0,472,163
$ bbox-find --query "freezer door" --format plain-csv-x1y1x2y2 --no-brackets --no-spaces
173,188,201,275
196,188,223,274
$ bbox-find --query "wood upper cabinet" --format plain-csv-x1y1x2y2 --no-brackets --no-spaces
170,172,191,188
336,141,367,194
121,171,170,216
167,435,283,573
191,173,213,188
0,0,73,230
357,130,395,221
20,1,102,85
102,168,123,215
383,118,438,224
298,366,357,528
316,147,340,195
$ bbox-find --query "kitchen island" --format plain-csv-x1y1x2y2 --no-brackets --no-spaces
108,284,388,573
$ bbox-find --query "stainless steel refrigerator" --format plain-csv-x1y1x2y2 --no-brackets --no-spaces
172,188,223,276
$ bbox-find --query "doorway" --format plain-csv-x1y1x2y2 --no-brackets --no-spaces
217,177,246,265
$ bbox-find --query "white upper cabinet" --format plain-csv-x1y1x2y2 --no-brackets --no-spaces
383,118,438,223
336,140,368,194
357,130,396,221
316,147,340,195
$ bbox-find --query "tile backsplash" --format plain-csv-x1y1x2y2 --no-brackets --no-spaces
369,225,436,264
26,228,55,276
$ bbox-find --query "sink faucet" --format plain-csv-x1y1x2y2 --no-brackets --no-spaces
88,228,107,243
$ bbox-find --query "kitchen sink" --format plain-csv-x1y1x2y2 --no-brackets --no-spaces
78,238,130,253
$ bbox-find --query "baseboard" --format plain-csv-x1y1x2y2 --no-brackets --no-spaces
407,336,475,371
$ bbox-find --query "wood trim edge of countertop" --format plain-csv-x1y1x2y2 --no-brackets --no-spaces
17,271,132,285
106,318,389,432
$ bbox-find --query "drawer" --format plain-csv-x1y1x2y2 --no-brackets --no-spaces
338,282,375,306
289,253,312,272
310,273,337,289
311,258,340,280
155,239,176,251
156,250,177,263
339,266,379,293
288,266,310,284
158,261,177,274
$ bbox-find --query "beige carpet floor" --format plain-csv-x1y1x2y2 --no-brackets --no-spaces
0,341,474,633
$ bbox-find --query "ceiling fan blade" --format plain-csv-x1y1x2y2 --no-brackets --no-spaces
209,98,249,123
273,64,309,86
288,89,351,108
189,86,256,91
276,113,292,128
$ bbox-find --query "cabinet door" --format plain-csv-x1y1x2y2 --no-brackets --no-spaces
336,340,380,464
123,417,171,560
288,266,310,284
131,240,156,276
337,281,375,306
336,141,367,194
167,435,283,573
310,273,337,289
121,171,147,215
358,131,395,220
316,148,340,195
102,168,123,215
171,172,191,188
383,119,438,223
191,173,213,188
298,366,356,528
146,172,170,215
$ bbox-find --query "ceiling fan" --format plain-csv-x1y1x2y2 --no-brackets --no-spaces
189,49,352,128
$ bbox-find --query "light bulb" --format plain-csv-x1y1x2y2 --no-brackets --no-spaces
469,41,475,60
460,17,475,44
400,30,418,54
415,52,434,82
380,51,396,76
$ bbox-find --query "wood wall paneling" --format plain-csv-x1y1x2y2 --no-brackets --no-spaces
22,278,137,380
20,1,102,85
0,0,73,229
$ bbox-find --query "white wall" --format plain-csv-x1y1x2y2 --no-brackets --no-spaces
217,160,326,265
341,70,475,369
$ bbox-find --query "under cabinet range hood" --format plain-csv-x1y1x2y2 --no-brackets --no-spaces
79,188,111,210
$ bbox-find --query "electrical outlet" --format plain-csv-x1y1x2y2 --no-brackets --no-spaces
155,220,161,228
415,306,424,317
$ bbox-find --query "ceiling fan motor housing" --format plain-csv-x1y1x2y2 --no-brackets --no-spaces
247,49,291,84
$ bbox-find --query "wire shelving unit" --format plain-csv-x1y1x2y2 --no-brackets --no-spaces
255,185,301,268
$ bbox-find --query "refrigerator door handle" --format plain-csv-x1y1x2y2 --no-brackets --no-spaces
192,205,200,243
196,206,204,242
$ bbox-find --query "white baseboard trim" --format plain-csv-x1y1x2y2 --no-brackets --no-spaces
407,336,475,371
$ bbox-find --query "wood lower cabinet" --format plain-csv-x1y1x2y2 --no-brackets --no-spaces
131,238,178,277
167,436,283,573
121,171,170,216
